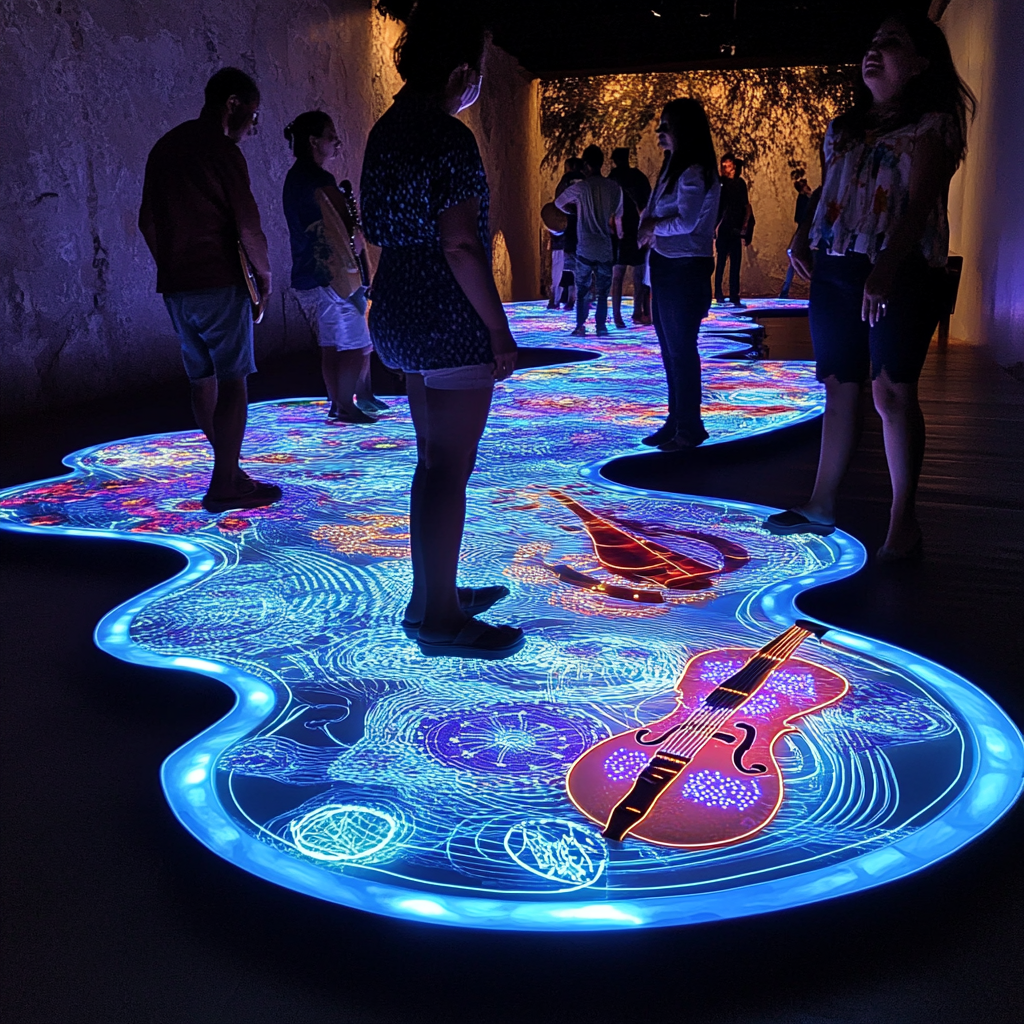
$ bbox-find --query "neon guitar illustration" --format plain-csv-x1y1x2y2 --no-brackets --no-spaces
566,620,849,848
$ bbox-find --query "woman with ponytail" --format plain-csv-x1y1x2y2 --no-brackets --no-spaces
283,111,385,424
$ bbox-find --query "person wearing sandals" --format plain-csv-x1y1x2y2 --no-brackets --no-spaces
764,11,973,561
283,111,386,425
360,2,523,660
637,99,721,452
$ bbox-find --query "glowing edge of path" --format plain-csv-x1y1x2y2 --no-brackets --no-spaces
2,468,1020,930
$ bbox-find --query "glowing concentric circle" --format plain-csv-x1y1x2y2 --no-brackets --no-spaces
0,300,1020,930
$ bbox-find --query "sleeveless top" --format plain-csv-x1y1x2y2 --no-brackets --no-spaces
359,89,492,371
809,111,959,267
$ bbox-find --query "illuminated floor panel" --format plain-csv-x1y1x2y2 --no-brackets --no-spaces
1,299,1020,931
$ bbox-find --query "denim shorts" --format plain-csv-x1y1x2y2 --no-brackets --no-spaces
809,251,947,384
164,285,256,381
294,285,371,351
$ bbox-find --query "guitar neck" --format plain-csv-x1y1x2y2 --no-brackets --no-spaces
704,620,826,710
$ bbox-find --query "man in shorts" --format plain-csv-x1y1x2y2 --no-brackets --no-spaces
139,67,282,514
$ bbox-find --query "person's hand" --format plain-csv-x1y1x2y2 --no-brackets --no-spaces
787,232,813,282
490,325,517,380
254,275,272,324
862,253,898,327
637,216,658,247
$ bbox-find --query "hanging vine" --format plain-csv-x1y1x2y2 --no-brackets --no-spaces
540,67,857,176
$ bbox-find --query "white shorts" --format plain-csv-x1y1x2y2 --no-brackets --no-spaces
413,363,495,390
295,286,371,351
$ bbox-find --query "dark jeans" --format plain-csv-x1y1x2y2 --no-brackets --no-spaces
715,236,743,302
650,252,714,437
575,255,612,328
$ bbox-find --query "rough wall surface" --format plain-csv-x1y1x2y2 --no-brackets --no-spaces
943,0,1024,365
1,2,539,415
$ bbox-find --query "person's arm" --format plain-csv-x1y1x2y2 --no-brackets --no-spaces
788,187,821,282
553,182,579,214
638,170,706,244
438,197,516,380
223,148,272,313
611,187,624,239
862,130,954,326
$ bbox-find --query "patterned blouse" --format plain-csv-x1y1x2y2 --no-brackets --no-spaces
809,112,959,267
360,89,492,372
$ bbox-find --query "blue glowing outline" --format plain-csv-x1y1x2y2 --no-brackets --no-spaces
1,300,1021,931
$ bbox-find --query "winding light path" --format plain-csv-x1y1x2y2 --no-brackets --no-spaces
1,300,1020,930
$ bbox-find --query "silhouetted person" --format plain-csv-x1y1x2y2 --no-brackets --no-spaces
554,157,586,309
609,147,652,327
779,177,814,298
360,2,523,659
283,110,384,424
139,67,281,514
714,153,752,305
765,11,974,561
638,99,721,451
555,144,623,336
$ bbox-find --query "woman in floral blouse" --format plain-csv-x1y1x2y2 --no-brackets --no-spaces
765,11,974,561
360,2,523,659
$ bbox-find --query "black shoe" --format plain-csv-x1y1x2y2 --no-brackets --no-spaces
642,424,675,447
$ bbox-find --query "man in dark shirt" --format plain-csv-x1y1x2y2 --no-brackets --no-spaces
714,153,753,306
139,67,280,514
608,147,652,326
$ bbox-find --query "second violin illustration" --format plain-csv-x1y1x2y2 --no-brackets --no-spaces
566,621,849,848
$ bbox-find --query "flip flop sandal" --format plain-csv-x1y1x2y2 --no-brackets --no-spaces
417,618,525,660
202,480,282,514
401,585,510,638
762,509,835,536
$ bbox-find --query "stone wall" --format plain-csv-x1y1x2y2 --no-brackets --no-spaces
1,1,541,415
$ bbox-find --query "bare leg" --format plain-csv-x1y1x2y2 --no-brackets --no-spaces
190,376,218,444
206,376,249,497
801,377,862,524
611,265,627,327
405,375,493,632
321,348,340,414
354,348,374,404
872,371,925,555
329,347,376,423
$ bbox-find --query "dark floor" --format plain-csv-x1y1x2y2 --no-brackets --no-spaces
2,323,1022,1024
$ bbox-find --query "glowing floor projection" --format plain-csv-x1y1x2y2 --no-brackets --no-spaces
1,299,1020,931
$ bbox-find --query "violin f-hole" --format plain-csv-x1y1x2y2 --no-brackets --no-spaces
731,722,767,775
635,724,682,746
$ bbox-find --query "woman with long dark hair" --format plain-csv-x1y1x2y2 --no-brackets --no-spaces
765,11,974,560
283,111,384,424
638,98,721,451
360,2,523,659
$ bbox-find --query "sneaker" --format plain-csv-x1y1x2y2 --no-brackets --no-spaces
570,325,587,337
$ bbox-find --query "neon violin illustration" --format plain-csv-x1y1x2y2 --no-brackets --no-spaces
566,620,849,848
546,488,748,600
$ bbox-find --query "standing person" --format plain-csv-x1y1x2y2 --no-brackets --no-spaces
778,177,814,298
554,157,585,309
608,147,652,327
714,153,753,306
555,145,623,337
637,98,721,451
139,67,281,514
282,110,384,424
764,12,974,561
360,1,523,659
546,158,574,309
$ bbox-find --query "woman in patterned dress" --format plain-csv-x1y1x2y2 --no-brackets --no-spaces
765,11,974,560
360,3,523,659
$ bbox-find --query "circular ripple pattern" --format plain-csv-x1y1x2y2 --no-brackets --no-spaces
0,299,1020,931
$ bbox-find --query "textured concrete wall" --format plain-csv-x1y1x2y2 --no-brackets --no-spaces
1,2,541,415
943,0,1024,365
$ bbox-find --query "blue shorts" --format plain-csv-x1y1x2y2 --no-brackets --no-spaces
164,285,256,381
809,251,947,385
